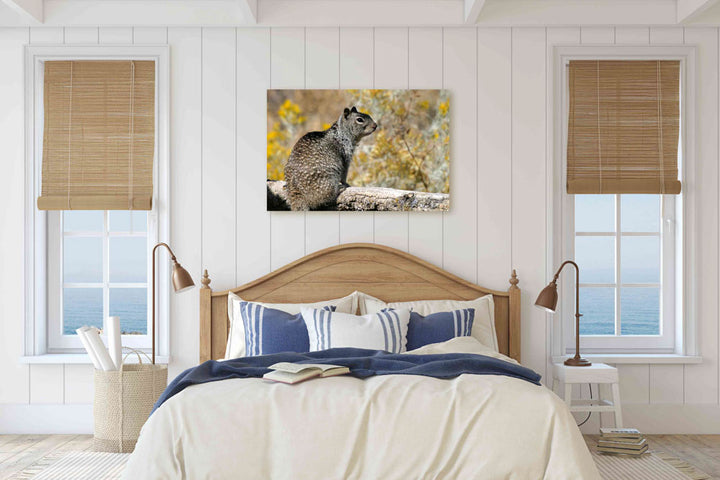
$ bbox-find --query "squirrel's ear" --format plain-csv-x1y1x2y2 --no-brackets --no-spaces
343,107,350,118
350,106,358,113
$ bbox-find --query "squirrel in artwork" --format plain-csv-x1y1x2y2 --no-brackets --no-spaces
283,106,377,211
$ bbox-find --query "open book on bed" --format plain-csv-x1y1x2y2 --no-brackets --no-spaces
263,362,350,384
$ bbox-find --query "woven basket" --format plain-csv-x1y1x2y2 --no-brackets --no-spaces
93,349,167,453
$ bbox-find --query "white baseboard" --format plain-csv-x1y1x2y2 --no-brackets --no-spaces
2,403,719,435
579,404,720,434
0,404,93,434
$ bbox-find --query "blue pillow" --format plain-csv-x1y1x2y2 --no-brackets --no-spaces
406,308,475,350
240,302,335,357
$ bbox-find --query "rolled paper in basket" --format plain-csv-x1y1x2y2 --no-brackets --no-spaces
76,327,102,370
107,316,122,370
79,326,116,371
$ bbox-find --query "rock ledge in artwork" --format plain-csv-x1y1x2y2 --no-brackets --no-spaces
267,180,449,212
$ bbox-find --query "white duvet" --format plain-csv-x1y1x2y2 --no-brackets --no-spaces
124,338,599,479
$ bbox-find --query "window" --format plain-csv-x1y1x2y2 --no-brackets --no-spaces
47,211,154,351
566,194,678,352
552,46,695,356
24,46,169,358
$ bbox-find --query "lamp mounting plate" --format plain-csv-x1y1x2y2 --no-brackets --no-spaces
564,357,592,367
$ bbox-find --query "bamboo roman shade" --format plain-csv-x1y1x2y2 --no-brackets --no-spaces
38,60,155,210
566,60,681,194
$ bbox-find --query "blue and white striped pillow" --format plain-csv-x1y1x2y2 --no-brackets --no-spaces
241,302,335,357
406,308,475,350
301,308,411,353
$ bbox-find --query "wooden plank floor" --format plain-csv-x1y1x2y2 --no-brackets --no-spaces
585,434,720,479
0,435,93,480
0,434,718,478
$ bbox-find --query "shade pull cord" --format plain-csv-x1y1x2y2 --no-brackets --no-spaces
596,61,603,193
657,61,666,195
67,62,74,210
567,63,575,189
128,62,136,211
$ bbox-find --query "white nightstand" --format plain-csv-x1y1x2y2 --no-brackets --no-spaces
552,362,623,428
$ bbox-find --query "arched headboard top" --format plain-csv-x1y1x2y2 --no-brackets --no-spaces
200,243,521,362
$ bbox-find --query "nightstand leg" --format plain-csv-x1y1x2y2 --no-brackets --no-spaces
564,384,573,407
597,384,603,429
611,382,623,428
552,379,559,394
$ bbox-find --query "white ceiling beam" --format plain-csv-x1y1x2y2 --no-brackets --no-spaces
257,0,462,26
677,0,720,23
473,0,676,26
237,0,257,23
41,0,250,26
8,0,679,27
1,0,42,23
464,0,486,24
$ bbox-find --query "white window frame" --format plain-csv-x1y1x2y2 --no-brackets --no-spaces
550,45,697,357
565,194,675,352
47,211,153,351
24,45,170,357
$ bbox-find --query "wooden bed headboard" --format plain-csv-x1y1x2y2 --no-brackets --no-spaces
199,243,521,363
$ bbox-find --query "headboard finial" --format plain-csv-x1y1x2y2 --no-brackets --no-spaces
509,269,519,288
201,269,211,289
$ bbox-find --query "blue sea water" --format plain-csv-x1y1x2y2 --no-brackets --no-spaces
580,287,660,336
62,285,659,336
61,272,659,337
63,288,147,335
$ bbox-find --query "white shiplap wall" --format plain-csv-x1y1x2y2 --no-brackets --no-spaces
1,24,719,433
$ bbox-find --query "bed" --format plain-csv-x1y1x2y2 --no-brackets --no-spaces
123,243,599,479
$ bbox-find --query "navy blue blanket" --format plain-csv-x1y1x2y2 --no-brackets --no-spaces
153,348,541,413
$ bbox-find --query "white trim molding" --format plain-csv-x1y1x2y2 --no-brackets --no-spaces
23,44,171,358
581,404,720,434
552,354,702,365
0,404,93,434
0,0,684,28
19,354,170,364
2,401,716,435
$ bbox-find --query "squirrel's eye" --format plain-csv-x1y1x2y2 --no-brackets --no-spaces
356,118,365,124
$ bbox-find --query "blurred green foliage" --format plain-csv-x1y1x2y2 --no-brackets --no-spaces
267,89,450,194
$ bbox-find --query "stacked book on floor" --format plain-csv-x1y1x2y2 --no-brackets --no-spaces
597,428,648,456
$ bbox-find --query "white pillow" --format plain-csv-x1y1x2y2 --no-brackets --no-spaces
406,336,518,365
301,308,411,353
357,292,498,352
225,291,358,359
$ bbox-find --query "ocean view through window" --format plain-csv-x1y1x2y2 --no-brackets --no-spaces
575,195,664,337
62,211,149,336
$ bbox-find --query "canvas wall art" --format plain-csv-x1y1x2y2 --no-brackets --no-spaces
267,89,450,212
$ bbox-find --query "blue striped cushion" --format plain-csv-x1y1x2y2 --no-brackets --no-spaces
240,302,335,357
406,308,475,350
301,308,411,353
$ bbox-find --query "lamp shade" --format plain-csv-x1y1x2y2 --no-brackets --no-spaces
171,262,195,293
535,281,558,313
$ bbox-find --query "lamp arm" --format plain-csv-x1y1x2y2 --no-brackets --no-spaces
553,260,588,365
552,260,579,282
151,242,176,365
152,242,177,262
552,260,580,320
